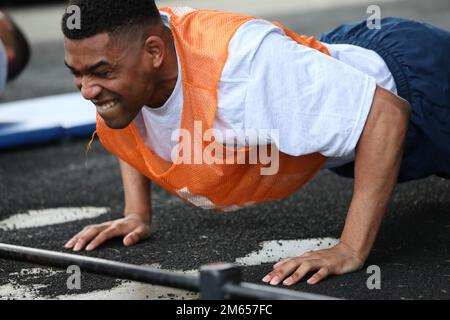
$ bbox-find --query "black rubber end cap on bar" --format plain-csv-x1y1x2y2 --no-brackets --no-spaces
200,263,241,300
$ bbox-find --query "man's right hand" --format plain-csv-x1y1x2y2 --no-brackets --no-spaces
64,214,152,252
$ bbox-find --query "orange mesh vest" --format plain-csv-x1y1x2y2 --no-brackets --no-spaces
96,7,330,212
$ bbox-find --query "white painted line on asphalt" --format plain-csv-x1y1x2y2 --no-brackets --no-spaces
0,283,49,300
0,264,198,300
9,267,62,279
0,207,109,231
55,264,198,300
0,268,61,300
235,238,339,266
56,281,198,300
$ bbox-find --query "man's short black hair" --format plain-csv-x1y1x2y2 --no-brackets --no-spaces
61,0,162,40
5,15,30,81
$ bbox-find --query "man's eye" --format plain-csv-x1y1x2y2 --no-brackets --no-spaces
71,70,81,77
96,71,112,78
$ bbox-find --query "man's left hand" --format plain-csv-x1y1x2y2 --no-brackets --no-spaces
262,242,365,286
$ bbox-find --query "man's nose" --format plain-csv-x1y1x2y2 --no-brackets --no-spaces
80,76,102,101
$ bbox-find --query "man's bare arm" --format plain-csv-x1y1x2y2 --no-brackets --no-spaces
65,158,153,251
120,159,153,224
263,85,411,286
339,85,411,260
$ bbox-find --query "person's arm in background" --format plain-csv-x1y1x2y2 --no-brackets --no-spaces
65,158,152,251
0,11,30,85
263,85,411,285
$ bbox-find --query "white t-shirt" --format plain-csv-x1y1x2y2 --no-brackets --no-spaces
134,11,397,169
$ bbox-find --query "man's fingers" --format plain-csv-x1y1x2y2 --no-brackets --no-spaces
86,227,122,251
64,237,78,249
65,219,151,252
65,229,89,249
123,225,151,247
123,231,140,247
273,257,293,269
71,227,104,251
282,260,322,286
263,259,303,285
65,225,101,249
272,251,317,269
307,267,330,285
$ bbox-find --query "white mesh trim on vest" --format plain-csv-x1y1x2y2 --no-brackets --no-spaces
175,187,255,212
168,6,196,16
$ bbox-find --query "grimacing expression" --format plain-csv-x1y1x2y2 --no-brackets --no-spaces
64,32,157,129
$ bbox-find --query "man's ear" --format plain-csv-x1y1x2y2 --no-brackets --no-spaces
144,35,165,69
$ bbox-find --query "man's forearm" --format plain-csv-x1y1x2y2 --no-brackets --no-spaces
119,158,153,224
340,86,411,260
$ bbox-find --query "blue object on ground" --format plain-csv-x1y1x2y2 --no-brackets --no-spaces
0,93,95,149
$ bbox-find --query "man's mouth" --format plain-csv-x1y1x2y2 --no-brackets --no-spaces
95,100,118,112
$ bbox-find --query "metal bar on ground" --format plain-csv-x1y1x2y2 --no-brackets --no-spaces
224,282,339,300
0,243,340,300
0,243,199,292
200,263,338,300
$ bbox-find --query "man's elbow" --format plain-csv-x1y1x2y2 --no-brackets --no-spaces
389,96,411,133
375,86,411,130
361,86,412,154
395,96,412,121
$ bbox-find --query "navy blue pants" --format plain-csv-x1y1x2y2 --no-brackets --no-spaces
320,17,450,182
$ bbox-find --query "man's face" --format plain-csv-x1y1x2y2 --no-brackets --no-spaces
64,32,157,129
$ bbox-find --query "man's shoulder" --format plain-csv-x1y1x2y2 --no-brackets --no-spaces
227,19,284,62
221,19,285,79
